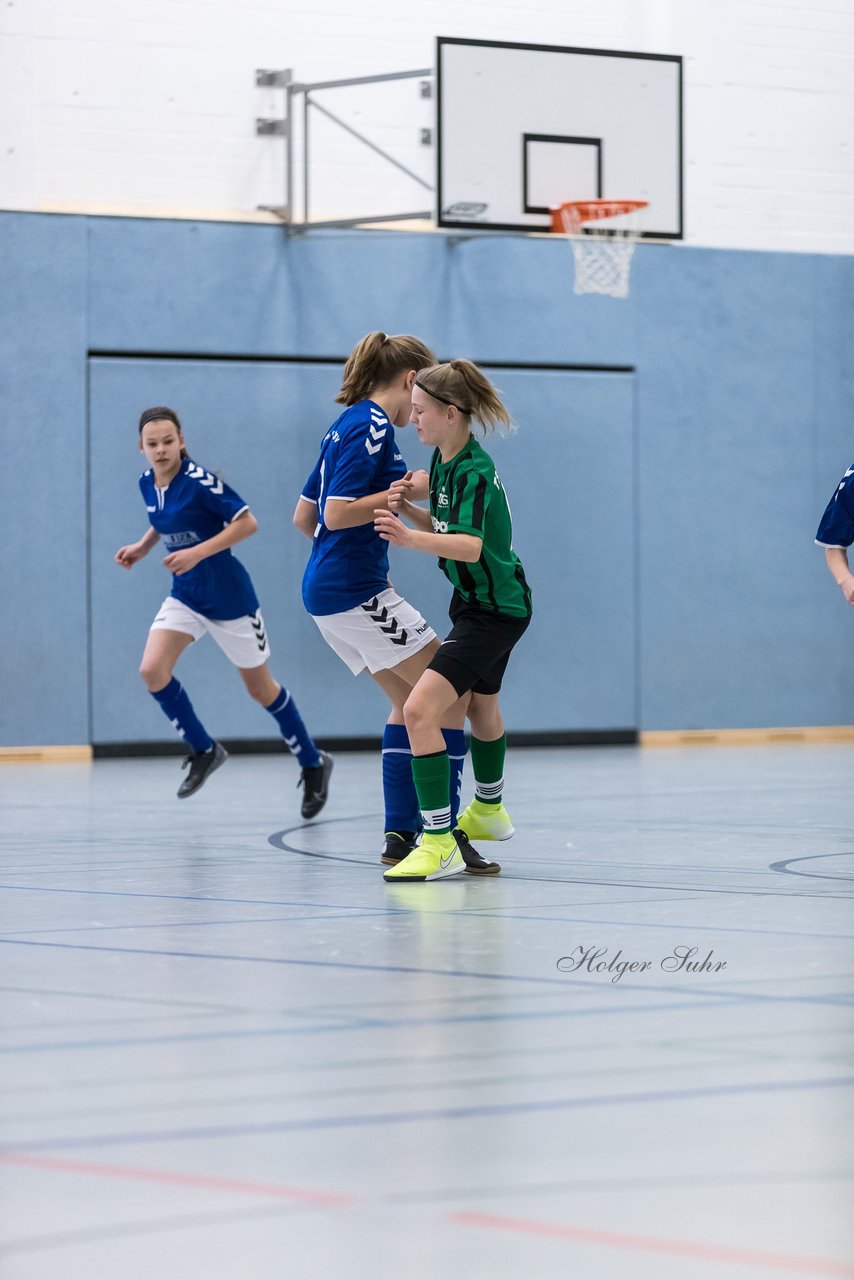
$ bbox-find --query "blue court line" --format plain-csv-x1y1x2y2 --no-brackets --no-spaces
3,935,850,1004
0,883,393,910
0,938,850,1010
2,882,853,944
771,852,854,884
0,1000,725,1054
0,909,396,939
0,936,850,1034
268,832,854,900
448,909,854,942
3,1075,852,1153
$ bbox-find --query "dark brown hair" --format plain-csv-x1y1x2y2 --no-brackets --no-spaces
138,406,189,458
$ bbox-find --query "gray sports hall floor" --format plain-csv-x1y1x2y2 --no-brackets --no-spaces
1,744,852,1279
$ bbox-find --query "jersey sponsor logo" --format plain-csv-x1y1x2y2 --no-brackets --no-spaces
415,621,430,635
431,516,449,534
437,490,449,507
162,530,200,548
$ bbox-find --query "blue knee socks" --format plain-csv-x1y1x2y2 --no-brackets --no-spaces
265,686,320,769
382,723,468,834
150,678,213,754
442,727,467,828
382,723,420,834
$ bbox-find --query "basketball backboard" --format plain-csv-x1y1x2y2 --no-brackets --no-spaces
437,37,683,239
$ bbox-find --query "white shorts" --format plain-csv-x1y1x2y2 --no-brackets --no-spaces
150,596,271,670
312,587,437,675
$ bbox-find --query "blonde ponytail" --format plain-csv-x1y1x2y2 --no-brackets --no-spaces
337,332,437,405
415,360,512,434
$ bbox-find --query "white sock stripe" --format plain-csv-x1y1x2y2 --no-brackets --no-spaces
476,779,504,799
421,806,452,829
381,748,414,756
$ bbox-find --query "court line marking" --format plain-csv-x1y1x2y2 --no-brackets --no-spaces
2,883,854,951
2,882,853,941
0,936,851,1049
0,1151,354,1207
3,1076,852,1154
268,826,854,900
4,1025,837,1099
0,1154,850,1273
771,853,854,884
451,1210,854,1276
0,1000,742,1055
0,1203,318,1258
0,908,394,939
2,937,851,1014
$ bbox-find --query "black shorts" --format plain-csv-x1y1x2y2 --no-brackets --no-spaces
427,592,531,697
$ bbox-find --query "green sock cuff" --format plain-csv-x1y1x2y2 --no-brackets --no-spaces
411,751,451,830
470,733,506,804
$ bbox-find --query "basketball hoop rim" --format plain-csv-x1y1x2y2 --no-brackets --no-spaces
554,198,649,225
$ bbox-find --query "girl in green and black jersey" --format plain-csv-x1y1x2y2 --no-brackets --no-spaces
374,360,532,882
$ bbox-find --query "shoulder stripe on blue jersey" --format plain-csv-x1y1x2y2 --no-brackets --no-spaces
186,461,224,495
365,422,388,455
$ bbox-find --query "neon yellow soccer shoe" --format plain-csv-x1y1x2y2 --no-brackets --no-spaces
455,798,515,842
383,832,465,882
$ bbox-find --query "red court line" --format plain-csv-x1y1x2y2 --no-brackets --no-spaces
0,1151,356,1208
451,1211,854,1277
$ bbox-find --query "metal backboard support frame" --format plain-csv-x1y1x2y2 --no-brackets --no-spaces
255,67,435,232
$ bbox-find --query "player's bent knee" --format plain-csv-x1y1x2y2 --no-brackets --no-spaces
402,694,437,737
140,664,171,691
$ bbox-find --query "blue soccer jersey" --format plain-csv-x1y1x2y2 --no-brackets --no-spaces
301,401,407,615
816,464,854,548
140,458,259,620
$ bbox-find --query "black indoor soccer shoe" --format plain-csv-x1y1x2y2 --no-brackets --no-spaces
381,831,420,865
299,750,333,820
177,741,228,799
453,827,501,876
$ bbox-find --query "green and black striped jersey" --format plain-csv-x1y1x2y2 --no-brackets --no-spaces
428,438,532,619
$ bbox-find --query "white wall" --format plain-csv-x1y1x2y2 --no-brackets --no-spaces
1,0,853,252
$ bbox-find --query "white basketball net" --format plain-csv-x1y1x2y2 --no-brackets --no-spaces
559,201,645,299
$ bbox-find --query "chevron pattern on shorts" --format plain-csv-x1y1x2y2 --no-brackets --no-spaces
251,614,268,650
360,597,409,646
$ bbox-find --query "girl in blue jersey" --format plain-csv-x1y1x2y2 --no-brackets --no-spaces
116,406,332,813
816,461,854,605
294,333,494,872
